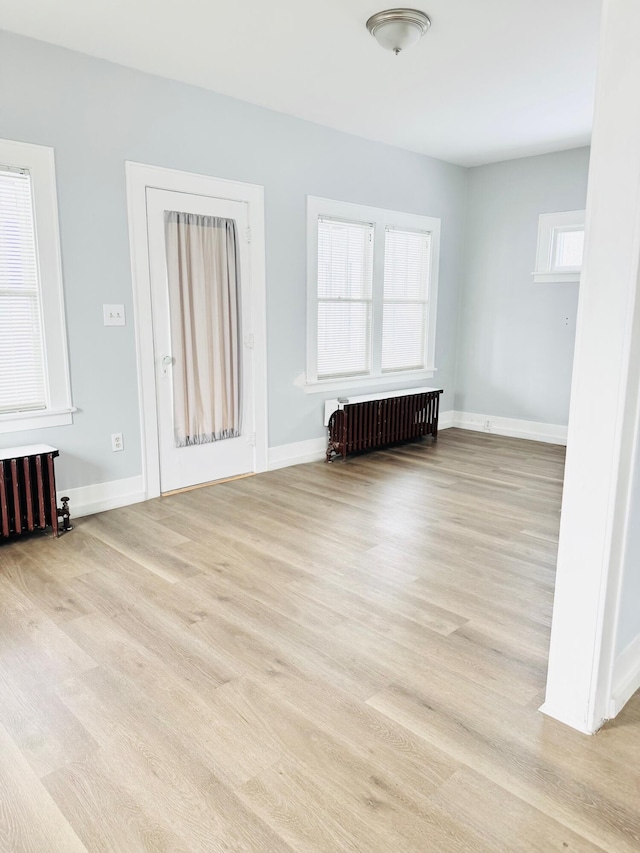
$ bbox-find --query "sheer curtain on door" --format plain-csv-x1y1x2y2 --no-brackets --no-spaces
164,211,241,447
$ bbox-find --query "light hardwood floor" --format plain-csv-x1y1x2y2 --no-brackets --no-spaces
1,428,639,852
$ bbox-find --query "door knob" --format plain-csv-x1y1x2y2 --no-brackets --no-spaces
161,355,173,378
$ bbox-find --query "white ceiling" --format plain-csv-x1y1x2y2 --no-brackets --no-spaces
0,0,602,166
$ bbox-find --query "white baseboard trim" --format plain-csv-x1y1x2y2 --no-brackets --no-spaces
268,438,327,471
438,409,454,429
58,475,146,519
538,701,600,735
268,408,566,474
440,410,567,445
609,635,640,718
61,412,566,513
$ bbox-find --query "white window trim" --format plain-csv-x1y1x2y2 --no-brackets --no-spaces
305,196,440,393
533,209,586,284
0,138,73,433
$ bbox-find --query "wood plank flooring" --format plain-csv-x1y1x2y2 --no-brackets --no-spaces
1,428,639,852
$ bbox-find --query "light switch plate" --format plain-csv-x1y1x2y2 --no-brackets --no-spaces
103,304,125,326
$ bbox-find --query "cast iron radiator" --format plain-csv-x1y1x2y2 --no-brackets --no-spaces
325,388,443,461
0,444,71,539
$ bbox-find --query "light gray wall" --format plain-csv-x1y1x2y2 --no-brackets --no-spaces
455,147,590,424
0,30,467,490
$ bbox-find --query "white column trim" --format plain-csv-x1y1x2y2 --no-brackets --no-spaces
543,0,640,734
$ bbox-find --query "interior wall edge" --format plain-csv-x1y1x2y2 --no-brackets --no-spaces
609,633,640,718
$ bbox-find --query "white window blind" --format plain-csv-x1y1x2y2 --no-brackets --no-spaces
317,216,374,378
382,227,431,372
0,166,47,414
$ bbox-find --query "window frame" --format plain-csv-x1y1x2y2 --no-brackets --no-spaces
533,209,586,284
305,196,440,394
0,138,73,433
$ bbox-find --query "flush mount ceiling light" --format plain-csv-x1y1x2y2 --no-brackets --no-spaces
366,8,431,55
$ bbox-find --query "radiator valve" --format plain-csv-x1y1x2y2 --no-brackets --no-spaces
58,496,73,533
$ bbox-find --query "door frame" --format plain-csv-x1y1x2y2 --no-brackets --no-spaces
125,161,268,499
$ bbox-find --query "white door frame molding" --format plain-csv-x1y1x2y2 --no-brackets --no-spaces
542,0,640,734
126,161,268,499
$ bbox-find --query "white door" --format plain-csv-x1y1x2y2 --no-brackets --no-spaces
146,187,255,493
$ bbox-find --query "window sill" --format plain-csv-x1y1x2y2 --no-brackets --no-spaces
532,271,580,284
302,369,437,395
0,407,76,434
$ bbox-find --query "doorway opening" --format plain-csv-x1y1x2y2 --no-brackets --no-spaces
126,162,268,498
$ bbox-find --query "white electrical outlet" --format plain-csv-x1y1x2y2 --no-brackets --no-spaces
111,432,124,452
484,419,492,432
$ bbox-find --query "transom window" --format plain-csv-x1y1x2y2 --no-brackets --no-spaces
533,209,586,284
551,226,584,273
307,197,440,391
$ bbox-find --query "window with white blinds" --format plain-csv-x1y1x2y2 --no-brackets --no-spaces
307,197,440,390
317,216,373,378
0,166,47,413
0,138,72,433
382,228,431,372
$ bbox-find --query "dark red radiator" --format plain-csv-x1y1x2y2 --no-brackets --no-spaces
0,445,71,539
326,389,443,461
